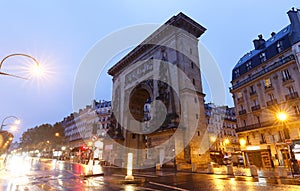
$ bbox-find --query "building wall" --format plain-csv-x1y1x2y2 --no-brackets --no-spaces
230,8,300,168
108,13,209,168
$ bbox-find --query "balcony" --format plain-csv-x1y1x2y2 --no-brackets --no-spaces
264,84,273,89
236,120,273,133
264,85,274,92
251,105,261,111
285,92,299,101
266,99,278,106
282,76,293,82
238,109,246,115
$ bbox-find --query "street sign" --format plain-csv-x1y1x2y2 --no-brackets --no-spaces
285,139,293,145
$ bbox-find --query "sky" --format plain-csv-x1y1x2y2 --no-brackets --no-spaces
0,1,298,141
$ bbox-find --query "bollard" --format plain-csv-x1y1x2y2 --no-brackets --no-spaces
278,166,287,178
192,163,197,172
227,165,234,175
250,165,258,177
208,163,214,174
156,163,161,171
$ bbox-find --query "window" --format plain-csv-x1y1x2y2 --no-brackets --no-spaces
243,120,247,127
249,85,256,95
268,93,275,101
246,61,252,71
282,69,291,81
132,133,136,139
260,133,266,143
196,114,199,119
278,131,284,142
240,105,244,110
257,116,261,125
294,105,300,115
246,135,251,144
237,92,243,99
191,62,194,69
283,128,290,139
234,69,240,77
259,52,267,63
264,78,272,88
194,97,197,103
253,99,259,106
276,41,283,53
192,78,195,85
288,86,295,95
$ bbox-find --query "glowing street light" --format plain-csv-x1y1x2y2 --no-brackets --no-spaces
276,111,288,122
0,53,41,80
239,138,246,147
1,116,21,131
224,138,230,145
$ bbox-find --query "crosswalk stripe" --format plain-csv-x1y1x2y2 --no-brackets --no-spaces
148,182,189,191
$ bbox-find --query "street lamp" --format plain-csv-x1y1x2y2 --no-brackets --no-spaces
0,53,40,80
1,116,20,131
276,111,299,175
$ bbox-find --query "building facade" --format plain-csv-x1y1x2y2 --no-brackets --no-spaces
204,103,238,163
107,12,209,169
230,8,300,168
63,100,111,160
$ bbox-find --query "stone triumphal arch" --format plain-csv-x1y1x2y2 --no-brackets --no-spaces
107,13,210,169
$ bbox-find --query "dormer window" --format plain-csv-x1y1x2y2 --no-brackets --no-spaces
234,69,240,77
277,40,283,53
259,52,266,63
246,61,252,71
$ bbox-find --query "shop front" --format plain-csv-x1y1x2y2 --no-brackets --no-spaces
242,146,273,168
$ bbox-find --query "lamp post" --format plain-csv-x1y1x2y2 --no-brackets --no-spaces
276,111,299,175
0,116,20,131
0,53,40,80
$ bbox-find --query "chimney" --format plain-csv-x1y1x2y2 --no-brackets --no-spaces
288,7,300,44
253,34,266,50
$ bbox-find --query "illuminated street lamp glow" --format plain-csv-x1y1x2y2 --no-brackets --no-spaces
10,125,18,132
210,135,216,142
0,53,40,80
14,119,21,125
224,138,230,145
277,112,288,122
1,116,20,130
239,138,246,147
28,64,45,78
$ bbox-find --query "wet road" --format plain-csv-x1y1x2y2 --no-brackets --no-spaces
1,156,300,190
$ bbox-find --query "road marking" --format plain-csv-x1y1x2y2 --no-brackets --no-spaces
112,173,159,178
133,173,158,178
148,182,189,191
